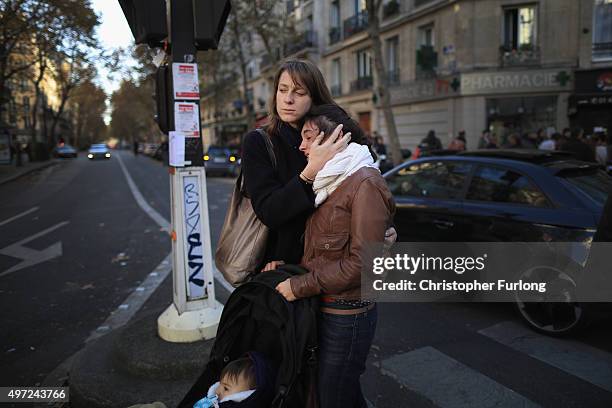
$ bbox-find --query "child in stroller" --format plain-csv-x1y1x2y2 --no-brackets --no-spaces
193,353,271,408
180,266,319,408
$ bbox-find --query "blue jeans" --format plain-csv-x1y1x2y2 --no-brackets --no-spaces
317,305,377,408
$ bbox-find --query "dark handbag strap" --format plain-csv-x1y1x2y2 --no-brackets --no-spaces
238,128,276,195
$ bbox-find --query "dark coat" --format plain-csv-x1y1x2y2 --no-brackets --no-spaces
560,138,596,162
242,123,315,265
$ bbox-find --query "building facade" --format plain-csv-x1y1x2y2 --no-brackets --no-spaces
202,0,612,151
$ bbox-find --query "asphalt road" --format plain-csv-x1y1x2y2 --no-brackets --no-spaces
0,150,611,407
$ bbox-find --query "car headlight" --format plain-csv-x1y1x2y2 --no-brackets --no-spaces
105,153,111,158
88,154,93,158
203,155,210,161
229,156,236,162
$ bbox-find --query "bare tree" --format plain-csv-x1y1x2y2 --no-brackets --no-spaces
366,0,403,165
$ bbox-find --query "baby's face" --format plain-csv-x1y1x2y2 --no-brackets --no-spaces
217,373,252,401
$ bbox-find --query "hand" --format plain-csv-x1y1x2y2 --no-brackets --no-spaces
262,260,285,272
276,279,297,301
303,124,351,179
383,227,397,254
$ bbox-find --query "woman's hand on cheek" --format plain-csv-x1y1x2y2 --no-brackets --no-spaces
276,279,297,301
303,124,351,179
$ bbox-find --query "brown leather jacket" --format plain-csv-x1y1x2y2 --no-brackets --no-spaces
290,167,395,300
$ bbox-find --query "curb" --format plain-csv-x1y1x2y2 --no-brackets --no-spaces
0,160,59,186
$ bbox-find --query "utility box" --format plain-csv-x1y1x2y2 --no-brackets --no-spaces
193,0,231,50
119,0,167,47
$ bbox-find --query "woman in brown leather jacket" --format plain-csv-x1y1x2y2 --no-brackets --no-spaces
275,104,396,408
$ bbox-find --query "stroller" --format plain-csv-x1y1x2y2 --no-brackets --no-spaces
179,265,319,408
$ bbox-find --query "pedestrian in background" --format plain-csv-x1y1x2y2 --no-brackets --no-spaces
539,132,559,151
559,128,596,162
504,133,522,149
448,130,466,151
478,129,491,149
595,133,608,166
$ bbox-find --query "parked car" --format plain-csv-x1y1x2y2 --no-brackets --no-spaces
87,144,111,160
53,144,77,158
383,149,612,335
204,146,240,177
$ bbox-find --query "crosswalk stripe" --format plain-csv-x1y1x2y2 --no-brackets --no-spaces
479,321,612,393
379,346,541,408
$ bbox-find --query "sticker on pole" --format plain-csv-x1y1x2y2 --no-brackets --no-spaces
183,175,206,300
169,131,186,167
172,63,200,100
174,102,200,137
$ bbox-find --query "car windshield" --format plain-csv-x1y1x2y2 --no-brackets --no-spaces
207,147,228,157
560,169,612,206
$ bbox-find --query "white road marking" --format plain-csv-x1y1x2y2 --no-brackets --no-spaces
379,346,541,408
479,321,612,393
116,153,170,232
0,206,39,227
86,254,172,343
0,221,69,277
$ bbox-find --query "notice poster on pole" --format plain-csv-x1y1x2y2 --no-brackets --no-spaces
169,131,186,167
172,63,200,100
174,102,200,137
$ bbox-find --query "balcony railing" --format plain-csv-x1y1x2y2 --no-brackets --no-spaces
350,76,373,92
383,0,400,19
499,44,541,67
343,11,368,39
329,27,342,45
593,42,612,60
387,68,400,85
416,45,438,79
284,30,317,56
330,84,342,97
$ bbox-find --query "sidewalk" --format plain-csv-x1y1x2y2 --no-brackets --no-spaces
0,154,59,186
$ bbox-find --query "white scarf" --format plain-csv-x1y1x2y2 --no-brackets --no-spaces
313,143,379,207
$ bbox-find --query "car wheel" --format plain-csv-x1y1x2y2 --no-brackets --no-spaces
514,265,589,336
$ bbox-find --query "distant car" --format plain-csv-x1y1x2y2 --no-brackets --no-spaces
87,144,111,160
143,143,159,156
53,144,77,158
204,146,240,177
384,149,612,335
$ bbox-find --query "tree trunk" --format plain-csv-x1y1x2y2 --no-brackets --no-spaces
367,0,403,166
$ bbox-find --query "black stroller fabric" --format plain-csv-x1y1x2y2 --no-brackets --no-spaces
179,265,319,408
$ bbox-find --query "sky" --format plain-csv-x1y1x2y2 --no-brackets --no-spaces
92,0,136,95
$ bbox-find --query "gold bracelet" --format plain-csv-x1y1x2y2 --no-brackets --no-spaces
300,172,314,184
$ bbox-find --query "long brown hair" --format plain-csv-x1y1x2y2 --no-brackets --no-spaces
266,59,335,137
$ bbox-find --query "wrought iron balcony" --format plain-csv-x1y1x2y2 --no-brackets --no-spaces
383,0,400,19
329,27,342,45
593,42,612,59
387,68,400,85
344,11,368,39
330,84,342,97
350,76,373,92
499,44,541,67
285,30,317,56
416,45,438,79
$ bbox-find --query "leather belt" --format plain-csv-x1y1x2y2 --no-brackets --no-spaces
320,303,375,315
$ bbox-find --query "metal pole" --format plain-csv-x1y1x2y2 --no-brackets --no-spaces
157,0,222,343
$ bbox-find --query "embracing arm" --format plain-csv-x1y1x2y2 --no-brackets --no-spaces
290,177,394,298
242,131,314,229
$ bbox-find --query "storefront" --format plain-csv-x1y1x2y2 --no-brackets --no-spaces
569,69,612,136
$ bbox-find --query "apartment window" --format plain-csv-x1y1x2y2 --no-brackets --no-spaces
330,0,340,27
419,23,435,47
356,49,372,78
417,24,437,78
331,58,342,96
503,5,536,50
354,0,366,14
386,36,400,84
593,0,612,60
